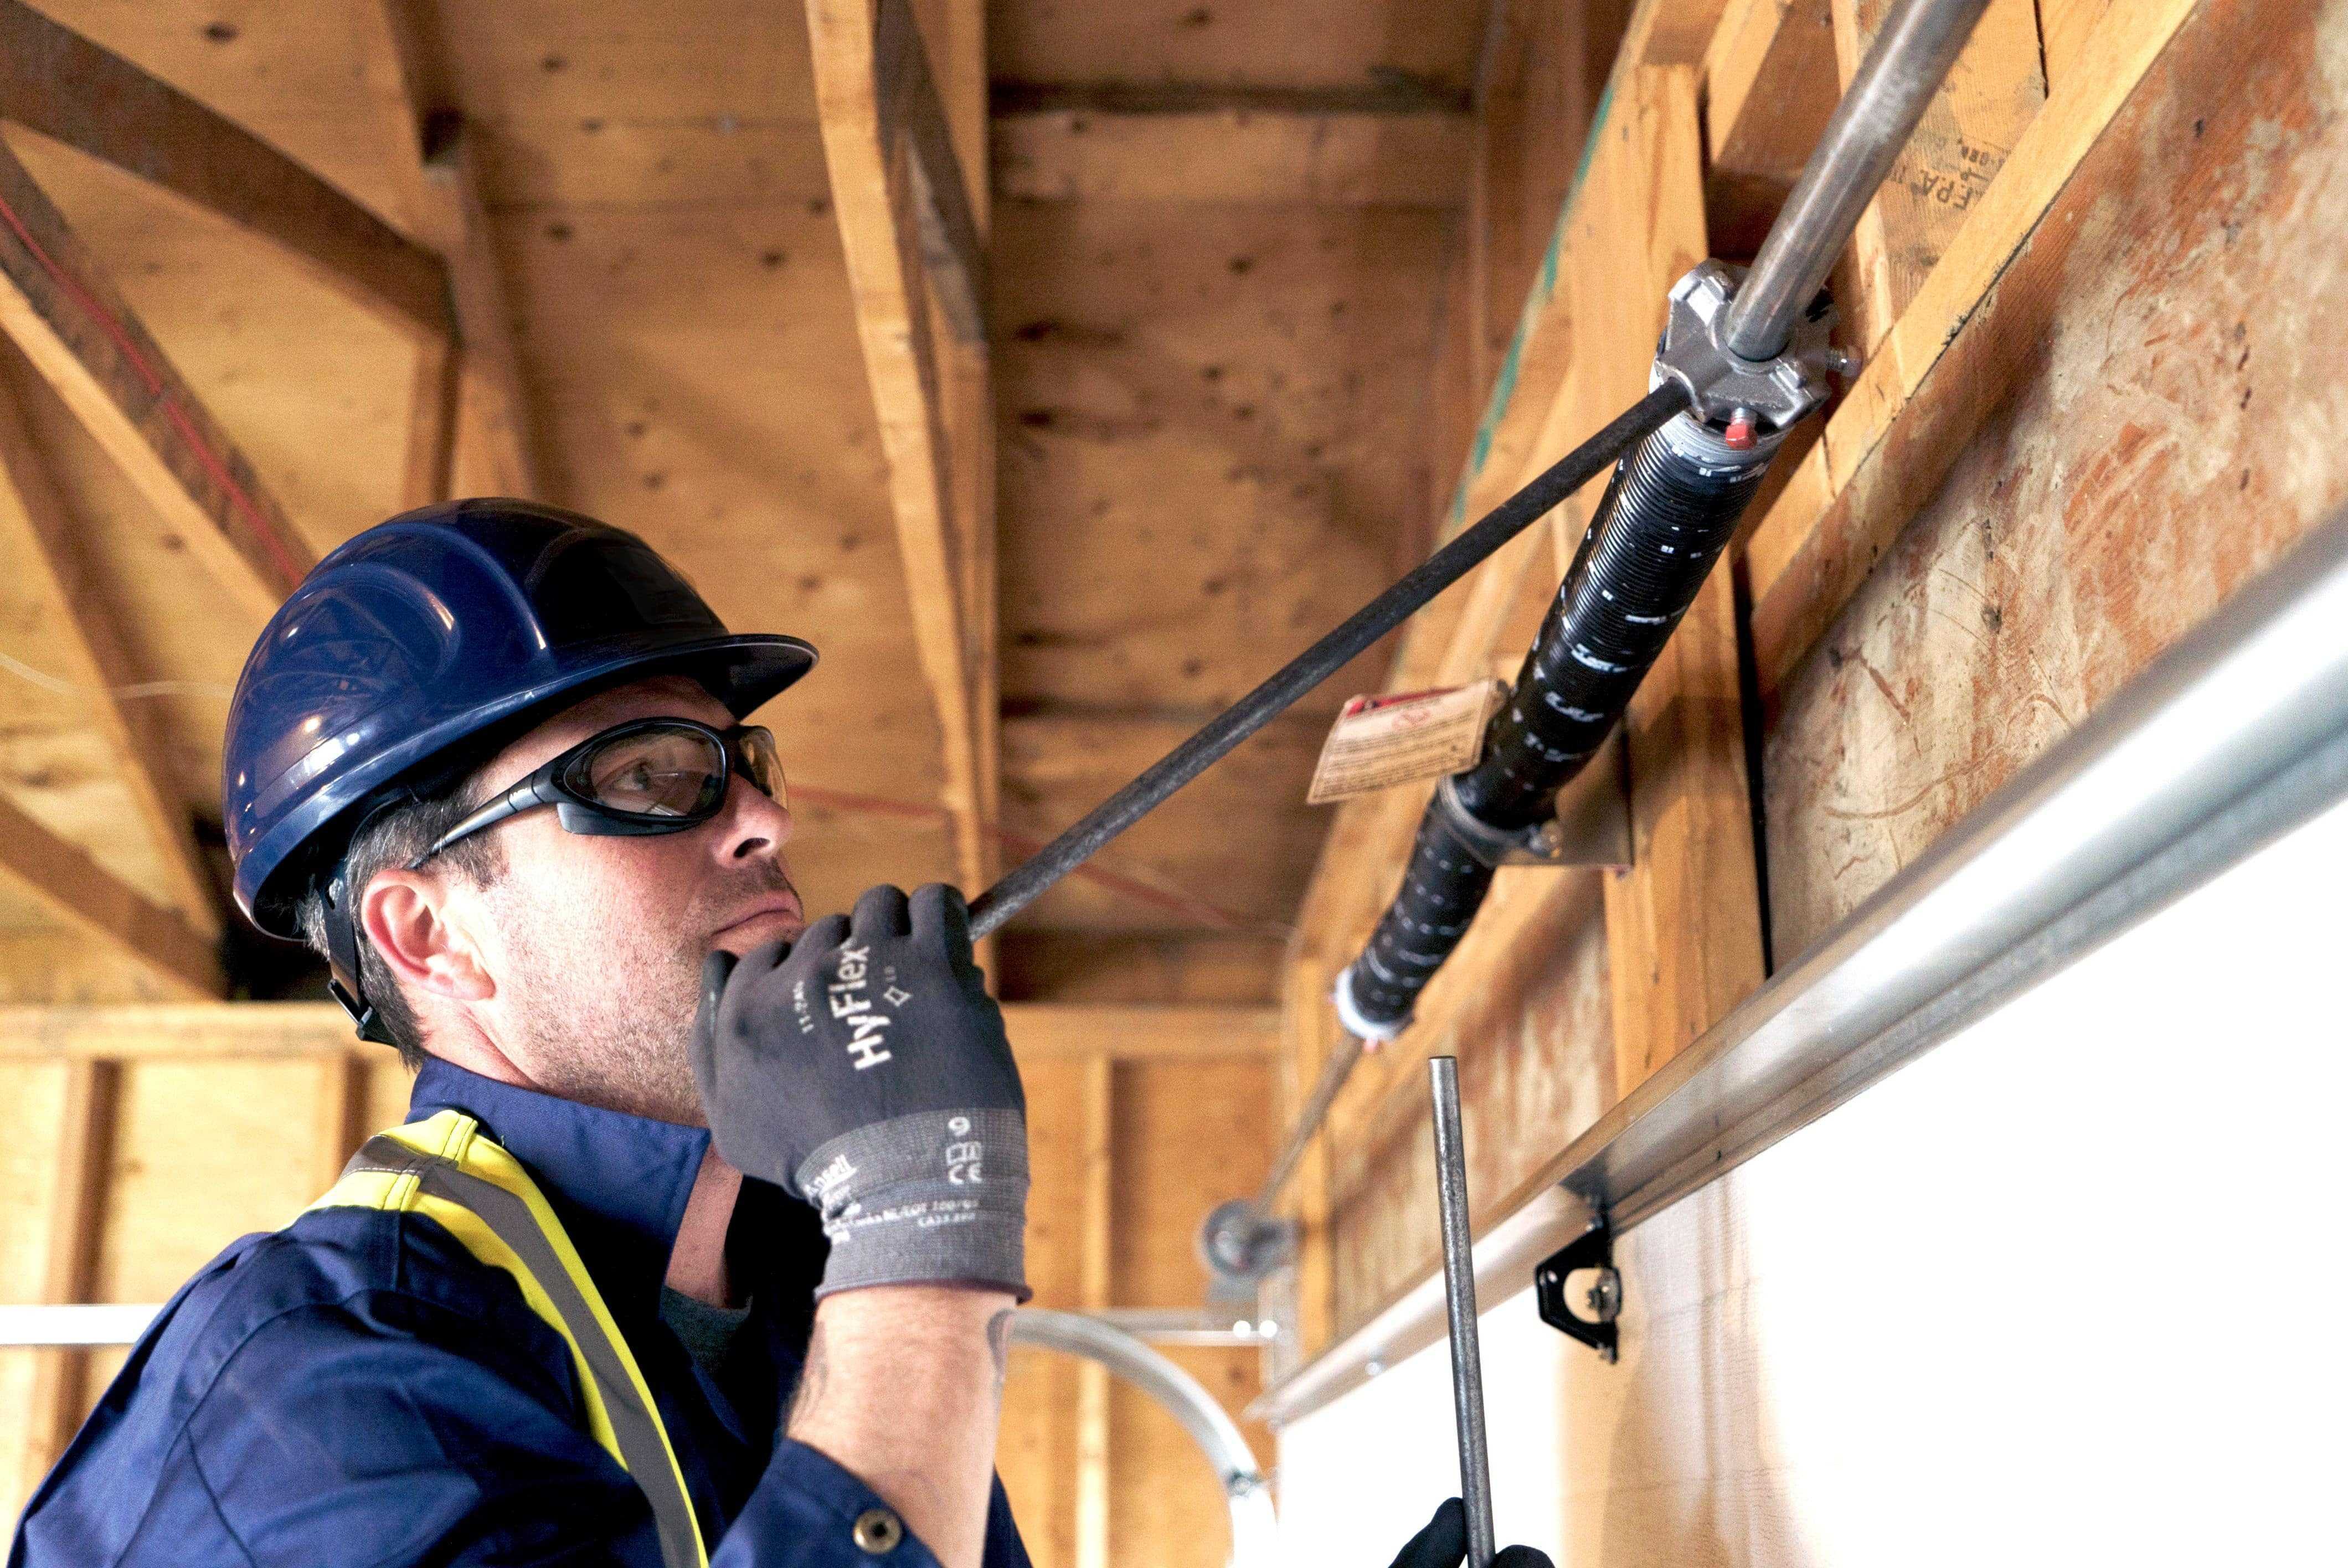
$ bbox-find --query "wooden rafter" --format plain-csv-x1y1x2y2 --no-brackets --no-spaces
0,0,451,348
0,795,220,1000
0,133,313,623
0,345,218,936
365,0,547,501
418,123,541,502
805,0,998,899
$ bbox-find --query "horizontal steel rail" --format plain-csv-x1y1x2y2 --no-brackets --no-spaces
1255,506,2348,1426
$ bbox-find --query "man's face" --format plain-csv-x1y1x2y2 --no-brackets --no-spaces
456,677,805,1125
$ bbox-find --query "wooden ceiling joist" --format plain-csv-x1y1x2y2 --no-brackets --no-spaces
0,795,220,1000
416,122,542,503
0,132,314,623
806,0,999,898
878,0,987,345
988,81,1475,116
0,350,218,937
0,0,452,349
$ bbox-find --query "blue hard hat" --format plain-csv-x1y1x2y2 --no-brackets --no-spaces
225,499,817,935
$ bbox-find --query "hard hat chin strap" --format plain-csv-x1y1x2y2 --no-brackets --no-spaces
320,859,394,1046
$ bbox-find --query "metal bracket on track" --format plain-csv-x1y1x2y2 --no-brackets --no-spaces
1534,1218,1621,1362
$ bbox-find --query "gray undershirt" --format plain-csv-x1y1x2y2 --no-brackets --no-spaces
660,1286,753,1379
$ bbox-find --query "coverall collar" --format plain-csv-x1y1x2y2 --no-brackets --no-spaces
409,1055,713,1322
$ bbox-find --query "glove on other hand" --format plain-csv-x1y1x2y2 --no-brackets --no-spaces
1387,1499,1554,1568
691,883,1029,1300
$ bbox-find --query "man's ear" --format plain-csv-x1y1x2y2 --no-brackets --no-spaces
361,868,495,1003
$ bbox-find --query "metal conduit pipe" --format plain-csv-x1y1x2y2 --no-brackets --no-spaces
1009,1309,1280,1568
0,1304,1280,1562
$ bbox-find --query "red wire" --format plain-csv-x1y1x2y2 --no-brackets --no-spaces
0,183,305,590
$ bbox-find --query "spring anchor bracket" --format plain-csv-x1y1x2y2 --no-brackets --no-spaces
1434,731,1631,870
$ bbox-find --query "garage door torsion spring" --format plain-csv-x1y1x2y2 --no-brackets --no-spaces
1343,421,1773,1030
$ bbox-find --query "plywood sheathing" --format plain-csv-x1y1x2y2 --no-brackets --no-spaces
992,192,1455,939
987,2,1484,95
1767,0,2348,955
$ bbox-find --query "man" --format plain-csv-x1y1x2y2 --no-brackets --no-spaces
9,501,1544,1568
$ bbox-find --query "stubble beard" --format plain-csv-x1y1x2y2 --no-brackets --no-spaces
501,910,710,1125
487,861,802,1127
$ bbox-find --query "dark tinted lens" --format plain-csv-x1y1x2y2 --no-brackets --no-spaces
734,726,787,807
581,726,725,818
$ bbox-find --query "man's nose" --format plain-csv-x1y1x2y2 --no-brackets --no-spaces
713,775,793,862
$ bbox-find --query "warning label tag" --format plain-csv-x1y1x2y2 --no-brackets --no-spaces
1306,681,1504,805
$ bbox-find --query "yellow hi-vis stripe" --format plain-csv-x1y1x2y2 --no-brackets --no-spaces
308,1110,709,1568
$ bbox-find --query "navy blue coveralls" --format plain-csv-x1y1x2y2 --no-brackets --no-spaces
8,1057,1034,1568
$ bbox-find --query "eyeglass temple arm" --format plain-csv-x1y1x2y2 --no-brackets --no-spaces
408,771,556,869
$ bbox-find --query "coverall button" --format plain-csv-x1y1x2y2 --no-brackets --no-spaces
852,1507,904,1554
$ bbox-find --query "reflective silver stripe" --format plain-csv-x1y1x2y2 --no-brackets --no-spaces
347,1137,703,1568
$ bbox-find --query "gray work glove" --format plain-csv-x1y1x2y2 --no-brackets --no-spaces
691,883,1029,1301
1388,1500,1553,1568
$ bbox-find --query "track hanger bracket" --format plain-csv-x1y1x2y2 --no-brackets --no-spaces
1534,1218,1621,1362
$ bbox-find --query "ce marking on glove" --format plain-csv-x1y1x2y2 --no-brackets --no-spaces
945,1116,985,1185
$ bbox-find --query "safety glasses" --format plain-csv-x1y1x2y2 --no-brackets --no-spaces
409,716,785,869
